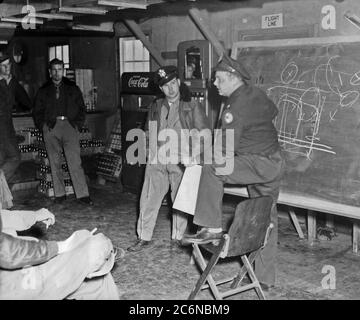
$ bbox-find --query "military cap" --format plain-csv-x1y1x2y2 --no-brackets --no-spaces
213,55,251,81
0,52,10,64
154,65,178,87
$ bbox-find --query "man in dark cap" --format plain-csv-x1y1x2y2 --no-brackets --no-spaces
183,56,285,289
0,53,21,185
0,52,31,113
33,58,92,205
127,65,210,252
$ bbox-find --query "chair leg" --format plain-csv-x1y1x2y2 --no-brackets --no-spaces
241,255,266,300
188,244,223,300
230,251,258,289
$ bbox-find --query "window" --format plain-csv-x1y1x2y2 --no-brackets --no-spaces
48,44,70,69
119,37,150,74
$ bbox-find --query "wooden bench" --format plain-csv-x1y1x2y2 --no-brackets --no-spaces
224,186,360,253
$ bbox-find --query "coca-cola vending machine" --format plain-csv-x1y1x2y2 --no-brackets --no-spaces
120,72,160,193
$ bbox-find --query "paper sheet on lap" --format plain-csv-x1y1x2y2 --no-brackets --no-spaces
173,165,202,215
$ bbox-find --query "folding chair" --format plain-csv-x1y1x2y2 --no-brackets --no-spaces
188,196,274,300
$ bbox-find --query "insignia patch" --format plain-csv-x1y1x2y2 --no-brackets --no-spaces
224,112,233,124
158,69,166,78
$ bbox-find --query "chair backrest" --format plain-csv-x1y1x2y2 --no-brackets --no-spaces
226,196,273,257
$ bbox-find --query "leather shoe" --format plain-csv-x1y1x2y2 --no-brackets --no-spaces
78,196,94,205
127,239,151,252
181,228,223,245
54,195,66,204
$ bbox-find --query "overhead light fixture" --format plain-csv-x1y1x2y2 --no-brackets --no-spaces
1,17,44,24
72,24,114,32
28,12,73,21
97,0,147,10
0,41,9,44
58,6,108,15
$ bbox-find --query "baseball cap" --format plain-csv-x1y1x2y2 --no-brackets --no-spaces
0,52,10,64
154,65,178,86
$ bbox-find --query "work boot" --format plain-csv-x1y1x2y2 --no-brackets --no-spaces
127,239,151,252
78,196,94,206
54,195,66,204
181,228,223,245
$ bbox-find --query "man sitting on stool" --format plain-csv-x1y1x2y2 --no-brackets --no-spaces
182,56,285,289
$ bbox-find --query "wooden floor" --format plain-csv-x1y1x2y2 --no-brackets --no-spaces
10,183,360,300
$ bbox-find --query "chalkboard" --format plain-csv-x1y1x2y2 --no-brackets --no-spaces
232,36,360,207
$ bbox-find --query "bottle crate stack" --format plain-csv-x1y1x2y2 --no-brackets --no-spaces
96,119,122,182
33,126,105,197
17,128,40,161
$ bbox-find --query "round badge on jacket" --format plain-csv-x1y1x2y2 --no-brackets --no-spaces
223,111,234,124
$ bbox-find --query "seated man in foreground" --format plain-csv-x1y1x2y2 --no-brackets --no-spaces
182,56,285,288
0,199,120,299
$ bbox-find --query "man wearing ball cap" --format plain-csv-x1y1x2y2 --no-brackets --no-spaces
183,56,285,289
128,65,210,252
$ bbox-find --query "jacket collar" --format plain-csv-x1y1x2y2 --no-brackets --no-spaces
227,83,247,105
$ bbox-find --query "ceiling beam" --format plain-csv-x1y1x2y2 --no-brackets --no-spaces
72,23,114,32
189,8,226,58
58,6,108,15
0,0,152,18
123,19,166,66
0,22,17,30
98,1,147,10
0,0,101,18
28,12,74,21
0,3,54,18
61,0,98,6
1,17,44,25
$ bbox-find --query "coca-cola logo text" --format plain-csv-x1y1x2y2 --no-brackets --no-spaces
128,76,149,88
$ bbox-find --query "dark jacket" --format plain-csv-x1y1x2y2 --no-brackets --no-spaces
147,89,210,162
0,215,58,270
33,77,86,130
147,97,210,133
147,81,209,132
220,84,280,156
7,77,32,113
0,79,17,138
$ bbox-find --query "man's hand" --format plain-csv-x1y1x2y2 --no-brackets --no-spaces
87,233,114,272
35,208,55,229
57,229,92,254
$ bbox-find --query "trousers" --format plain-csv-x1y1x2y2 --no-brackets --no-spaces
193,150,285,286
0,125,21,183
137,163,188,241
42,119,89,199
0,236,119,300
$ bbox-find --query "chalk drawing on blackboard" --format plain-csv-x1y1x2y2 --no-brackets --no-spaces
266,55,360,160
233,38,360,205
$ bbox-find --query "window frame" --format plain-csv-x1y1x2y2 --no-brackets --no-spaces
47,42,71,70
119,36,151,75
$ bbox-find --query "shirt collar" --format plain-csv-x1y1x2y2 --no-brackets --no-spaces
165,96,180,109
0,75,12,84
52,79,63,88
